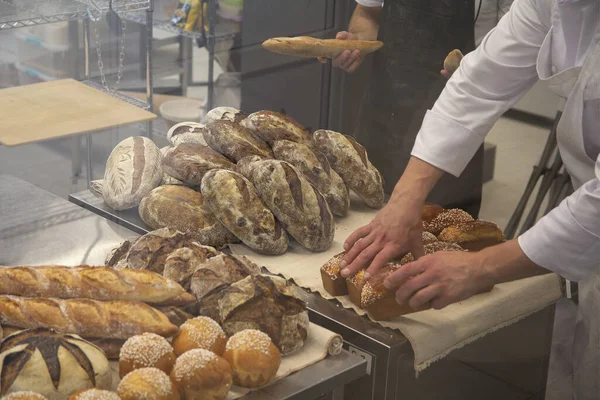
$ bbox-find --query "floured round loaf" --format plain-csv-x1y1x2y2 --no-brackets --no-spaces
162,143,235,186
236,155,266,179
204,120,273,162
102,136,163,210
201,169,288,255
245,159,334,252
167,122,207,146
272,140,349,217
139,185,237,247
205,107,247,125
245,110,313,147
159,147,184,186
313,129,384,208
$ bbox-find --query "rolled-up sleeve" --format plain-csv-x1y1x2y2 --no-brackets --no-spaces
518,155,600,281
356,0,383,7
412,0,552,177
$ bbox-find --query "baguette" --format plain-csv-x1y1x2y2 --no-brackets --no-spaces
262,36,383,59
0,296,178,339
0,266,195,306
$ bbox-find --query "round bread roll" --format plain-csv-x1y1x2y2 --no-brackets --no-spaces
172,317,227,356
170,349,232,400
2,392,48,400
422,231,438,245
117,368,179,400
69,389,121,400
423,208,474,236
119,333,177,378
223,329,281,388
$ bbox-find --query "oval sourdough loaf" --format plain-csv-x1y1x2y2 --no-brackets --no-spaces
102,136,163,210
167,121,207,146
313,129,384,208
245,159,334,252
163,242,222,290
217,274,309,355
162,143,235,185
235,155,266,179
204,120,273,162
201,169,288,254
245,110,313,147
139,185,237,247
120,228,192,273
205,107,247,124
272,140,349,217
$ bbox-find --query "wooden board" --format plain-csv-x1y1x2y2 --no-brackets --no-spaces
0,79,157,147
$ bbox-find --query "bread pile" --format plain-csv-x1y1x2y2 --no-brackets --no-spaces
321,204,505,321
96,106,385,255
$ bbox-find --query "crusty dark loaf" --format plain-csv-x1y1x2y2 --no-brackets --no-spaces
204,120,273,162
201,169,289,254
0,296,178,339
205,107,247,125
262,36,383,59
139,185,237,247
167,122,207,147
313,129,384,208
0,266,195,306
162,242,221,290
119,228,190,273
245,111,313,147
161,143,235,185
245,159,334,252
235,155,266,179
272,140,349,217
218,275,309,355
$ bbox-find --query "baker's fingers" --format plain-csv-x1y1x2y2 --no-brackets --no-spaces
409,237,425,260
317,57,328,63
394,269,434,303
365,246,398,277
344,224,371,251
336,31,351,40
384,258,427,289
341,50,361,72
332,50,351,68
440,69,452,79
341,242,382,278
407,285,441,311
341,236,375,277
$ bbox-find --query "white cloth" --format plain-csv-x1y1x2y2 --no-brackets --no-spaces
411,0,600,397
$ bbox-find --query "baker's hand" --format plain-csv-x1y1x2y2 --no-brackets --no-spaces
440,69,453,79
318,32,364,73
384,251,493,310
339,197,425,280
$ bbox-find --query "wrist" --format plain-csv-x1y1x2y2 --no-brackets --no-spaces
473,249,497,289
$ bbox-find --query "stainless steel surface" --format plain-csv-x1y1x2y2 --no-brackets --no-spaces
2,175,366,399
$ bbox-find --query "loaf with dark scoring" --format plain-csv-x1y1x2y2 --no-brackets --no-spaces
272,140,349,217
245,111,313,147
161,143,235,185
204,120,273,162
313,129,384,208
201,169,289,254
244,159,334,252
205,107,247,125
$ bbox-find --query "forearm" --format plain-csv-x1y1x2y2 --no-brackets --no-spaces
388,157,445,207
348,4,381,41
477,240,550,286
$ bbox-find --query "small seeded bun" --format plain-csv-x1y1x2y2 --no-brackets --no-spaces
172,317,227,356
69,389,121,400
117,368,180,400
119,333,177,378
223,329,281,388
2,393,48,400
170,349,232,400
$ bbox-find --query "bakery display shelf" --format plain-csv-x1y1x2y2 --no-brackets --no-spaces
83,79,152,110
0,0,150,31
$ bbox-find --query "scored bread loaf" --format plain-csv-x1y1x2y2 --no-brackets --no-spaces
139,185,237,247
167,122,207,147
0,266,195,306
272,140,349,217
262,36,383,59
205,107,247,124
201,169,289,255
244,159,335,252
118,228,191,273
103,136,163,211
235,155,266,179
245,111,313,147
0,296,178,339
162,242,222,292
313,129,384,208
161,143,235,185
204,120,273,162
105,239,132,267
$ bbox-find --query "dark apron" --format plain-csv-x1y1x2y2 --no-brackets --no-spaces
353,0,484,217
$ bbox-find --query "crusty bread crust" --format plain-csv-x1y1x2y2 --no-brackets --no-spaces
263,36,383,58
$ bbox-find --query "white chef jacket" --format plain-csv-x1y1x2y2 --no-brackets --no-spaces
411,0,600,281
355,0,513,44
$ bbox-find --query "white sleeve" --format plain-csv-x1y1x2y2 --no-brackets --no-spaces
518,155,600,281
356,0,383,7
411,0,552,177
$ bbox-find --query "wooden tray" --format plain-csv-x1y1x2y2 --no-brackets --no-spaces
0,79,156,147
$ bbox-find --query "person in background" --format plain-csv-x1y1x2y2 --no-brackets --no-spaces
338,0,599,398
320,0,487,218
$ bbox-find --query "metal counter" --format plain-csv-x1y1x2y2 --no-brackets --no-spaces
0,175,367,400
69,189,556,400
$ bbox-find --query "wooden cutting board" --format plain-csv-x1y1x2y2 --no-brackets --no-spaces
0,79,157,146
